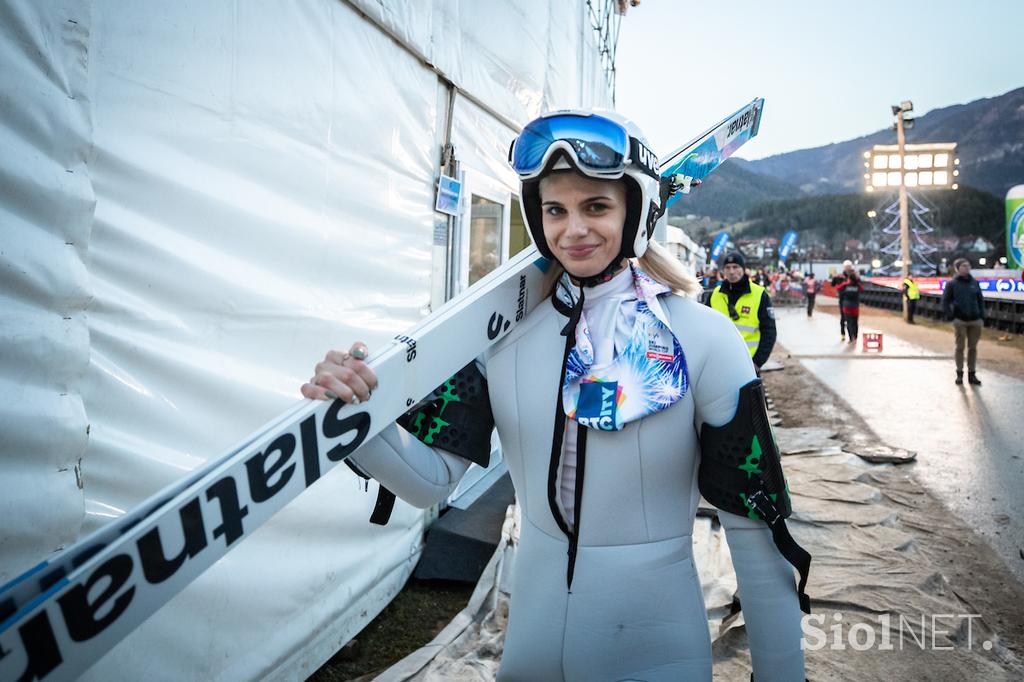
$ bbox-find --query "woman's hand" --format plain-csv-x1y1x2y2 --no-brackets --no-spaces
300,342,378,404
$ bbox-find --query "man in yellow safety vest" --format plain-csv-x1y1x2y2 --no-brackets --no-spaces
903,275,921,324
706,250,777,371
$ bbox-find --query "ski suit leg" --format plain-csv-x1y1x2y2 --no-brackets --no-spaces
498,523,714,681
498,522,571,681
561,536,713,681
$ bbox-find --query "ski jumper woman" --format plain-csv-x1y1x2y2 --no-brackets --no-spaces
302,110,810,681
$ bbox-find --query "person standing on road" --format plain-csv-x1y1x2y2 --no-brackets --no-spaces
831,261,855,340
804,272,818,317
835,265,863,343
707,250,777,372
903,274,921,324
942,258,985,385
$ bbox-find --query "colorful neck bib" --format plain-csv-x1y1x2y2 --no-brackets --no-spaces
560,266,689,431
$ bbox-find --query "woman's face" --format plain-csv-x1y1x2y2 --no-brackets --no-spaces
538,172,627,279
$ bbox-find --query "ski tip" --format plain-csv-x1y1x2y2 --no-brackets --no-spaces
751,98,765,138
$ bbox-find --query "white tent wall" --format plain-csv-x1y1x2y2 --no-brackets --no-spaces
0,0,93,579
0,0,613,679
451,97,519,202
349,0,613,123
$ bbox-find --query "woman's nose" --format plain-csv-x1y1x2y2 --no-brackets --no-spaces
566,210,588,236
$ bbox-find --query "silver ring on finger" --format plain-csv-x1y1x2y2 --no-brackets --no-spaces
351,347,367,361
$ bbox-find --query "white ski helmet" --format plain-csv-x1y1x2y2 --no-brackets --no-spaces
509,109,663,274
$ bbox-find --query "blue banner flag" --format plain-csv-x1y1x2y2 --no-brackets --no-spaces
778,230,799,264
710,231,731,264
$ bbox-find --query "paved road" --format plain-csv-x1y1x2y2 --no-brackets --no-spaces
775,305,1024,585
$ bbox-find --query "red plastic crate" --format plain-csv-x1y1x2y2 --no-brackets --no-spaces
862,332,883,352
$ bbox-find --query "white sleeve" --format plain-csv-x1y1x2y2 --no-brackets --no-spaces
691,308,805,679
347,422,472,508
691,308,757,430
720,512,806,681
346,357,487,508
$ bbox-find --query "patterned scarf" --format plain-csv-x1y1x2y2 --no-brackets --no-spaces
557,265,689,431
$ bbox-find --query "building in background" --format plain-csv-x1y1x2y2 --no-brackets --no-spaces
664,225,708,274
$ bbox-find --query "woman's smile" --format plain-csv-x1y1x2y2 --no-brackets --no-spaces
563,244,599,258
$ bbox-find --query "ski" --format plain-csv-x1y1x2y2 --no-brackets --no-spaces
660,97,764,210
0,245,548,682
0,100,765,681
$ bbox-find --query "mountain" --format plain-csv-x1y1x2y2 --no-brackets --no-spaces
745,86,1024,199
739,185,1002,246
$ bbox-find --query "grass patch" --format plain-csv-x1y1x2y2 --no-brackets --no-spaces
310,578,474,681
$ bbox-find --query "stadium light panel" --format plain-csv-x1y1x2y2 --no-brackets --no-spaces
863,142,956,191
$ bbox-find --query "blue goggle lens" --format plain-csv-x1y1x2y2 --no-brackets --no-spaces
511,114,629,175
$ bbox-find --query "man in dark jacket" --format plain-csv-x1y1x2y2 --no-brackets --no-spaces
835,265,864,343
706,250,777,371
942,258,985,385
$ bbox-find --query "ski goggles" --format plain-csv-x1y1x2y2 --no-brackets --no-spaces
509,113,660,181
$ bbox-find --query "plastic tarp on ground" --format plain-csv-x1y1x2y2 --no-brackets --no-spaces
0,1,611,679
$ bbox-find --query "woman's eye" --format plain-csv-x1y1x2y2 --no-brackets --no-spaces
587,202,609,213
545,206,566,216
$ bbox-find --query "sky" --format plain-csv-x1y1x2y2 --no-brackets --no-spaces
615,0,1023,160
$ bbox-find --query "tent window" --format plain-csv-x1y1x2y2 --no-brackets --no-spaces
508,196,530,258
468,195,503,286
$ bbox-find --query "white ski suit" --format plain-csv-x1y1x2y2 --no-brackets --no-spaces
351,281,805,681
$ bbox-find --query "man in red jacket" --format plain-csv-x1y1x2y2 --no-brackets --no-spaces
835,265,864,343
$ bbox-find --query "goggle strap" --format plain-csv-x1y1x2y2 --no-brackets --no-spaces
627,137,660,180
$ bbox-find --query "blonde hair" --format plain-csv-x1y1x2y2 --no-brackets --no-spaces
541,239,702,299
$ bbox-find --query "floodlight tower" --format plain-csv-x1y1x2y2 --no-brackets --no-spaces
894,101,913,319
863,100,960,320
